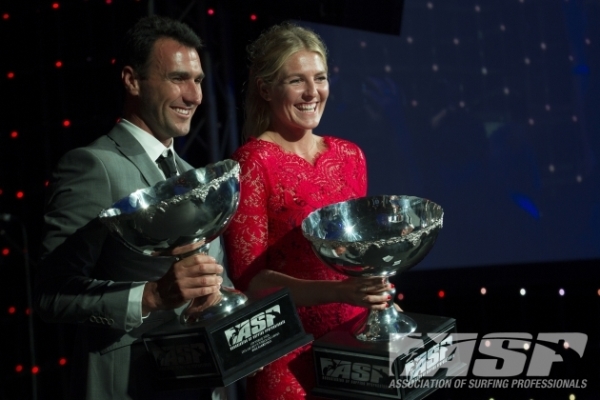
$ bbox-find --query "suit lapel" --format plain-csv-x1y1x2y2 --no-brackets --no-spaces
106,124,165,186
174,153,193,173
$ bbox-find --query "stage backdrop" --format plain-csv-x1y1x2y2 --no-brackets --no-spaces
303,0,600,269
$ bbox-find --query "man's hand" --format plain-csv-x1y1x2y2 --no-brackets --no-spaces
142,253,223,315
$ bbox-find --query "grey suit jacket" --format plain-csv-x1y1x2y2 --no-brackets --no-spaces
35,123,230,399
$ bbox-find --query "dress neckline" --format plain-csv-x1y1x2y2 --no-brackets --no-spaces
252,136,331,166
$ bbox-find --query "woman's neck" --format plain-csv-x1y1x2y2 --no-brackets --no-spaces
261,130,322,161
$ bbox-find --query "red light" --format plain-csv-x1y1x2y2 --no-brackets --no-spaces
207,8,214,15
438,290,445,298
2,248,9,256
7,71,14,79
55,60,63,68
2,13,9,20
52,3,60,9
10,131,18,138
59,358,67,366
250,14,257,21
31,366,39,374
396,293,404,301
8,306,16,314
16,191,24,199
45,180,50,187
15,365,23,373
106,0,112,3
63,119,71,127
111,58,116,65
25,308,31,315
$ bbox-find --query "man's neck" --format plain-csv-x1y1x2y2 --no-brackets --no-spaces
122,112,172,147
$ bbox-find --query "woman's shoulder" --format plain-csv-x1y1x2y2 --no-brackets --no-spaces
231,138,278,164
322,136,364,157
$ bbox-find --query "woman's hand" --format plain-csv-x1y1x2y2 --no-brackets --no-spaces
336,277,394,310
245,269,400,309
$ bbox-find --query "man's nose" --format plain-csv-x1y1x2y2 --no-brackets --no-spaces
185,82,202,105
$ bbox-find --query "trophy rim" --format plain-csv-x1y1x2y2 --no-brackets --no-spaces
301,194,443,246
98,159,240,221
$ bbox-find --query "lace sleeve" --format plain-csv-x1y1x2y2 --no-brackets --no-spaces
356,144,368,197
340,139,368,197
223,148,269,291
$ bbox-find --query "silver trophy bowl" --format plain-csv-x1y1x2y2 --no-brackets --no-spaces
98,159,246,324
301,195,443,342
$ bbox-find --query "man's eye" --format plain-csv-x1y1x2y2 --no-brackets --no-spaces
317,76,328,82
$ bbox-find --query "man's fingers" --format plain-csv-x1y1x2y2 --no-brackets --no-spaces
175,256,223,275
182,275,223,289
178,253,217,266
180,281,223,301
171,240,206,256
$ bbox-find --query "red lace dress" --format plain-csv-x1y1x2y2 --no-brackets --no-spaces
223,136,368,399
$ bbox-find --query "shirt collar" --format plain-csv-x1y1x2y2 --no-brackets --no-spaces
119,119,175,161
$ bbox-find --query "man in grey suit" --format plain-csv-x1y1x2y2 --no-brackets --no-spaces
35,16,230,399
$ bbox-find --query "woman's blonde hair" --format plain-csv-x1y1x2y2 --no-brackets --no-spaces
242,22,328,140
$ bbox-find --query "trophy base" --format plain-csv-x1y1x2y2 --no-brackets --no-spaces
142,287,313,389
312,312,467,400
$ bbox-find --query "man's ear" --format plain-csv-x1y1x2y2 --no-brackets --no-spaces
122,66,141,96
257,78,271,101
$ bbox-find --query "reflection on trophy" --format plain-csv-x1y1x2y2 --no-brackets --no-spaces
98,159,246,324
302,195,443,341
98,160,313,388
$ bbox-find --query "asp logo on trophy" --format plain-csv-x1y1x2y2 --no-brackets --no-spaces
150,341,209,369
223,304,286,352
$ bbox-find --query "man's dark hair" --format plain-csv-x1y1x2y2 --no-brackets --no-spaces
122,15,203,78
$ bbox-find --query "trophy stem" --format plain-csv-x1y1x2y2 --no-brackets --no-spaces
353,277,416,342
179,242,248,325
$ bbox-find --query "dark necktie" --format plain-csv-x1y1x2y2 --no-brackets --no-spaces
156,150,178,178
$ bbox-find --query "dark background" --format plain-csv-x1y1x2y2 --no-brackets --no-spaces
1,0,598,399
